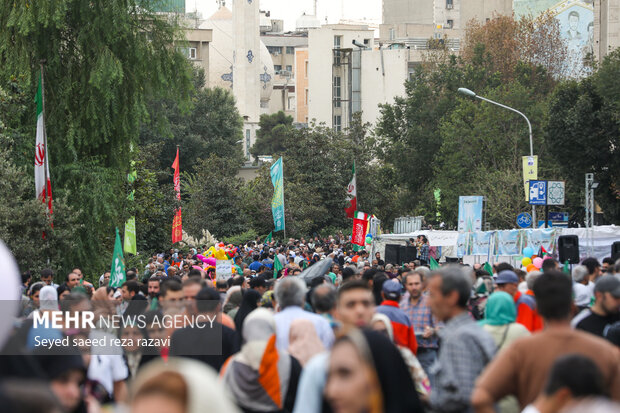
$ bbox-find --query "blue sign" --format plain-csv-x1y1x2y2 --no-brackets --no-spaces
529,180,547,205
548,211,568,222
517,212,532,228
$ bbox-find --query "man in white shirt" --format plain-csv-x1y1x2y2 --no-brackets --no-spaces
572,265,592,312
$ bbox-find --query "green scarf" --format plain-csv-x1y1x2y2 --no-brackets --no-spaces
478,291,516,326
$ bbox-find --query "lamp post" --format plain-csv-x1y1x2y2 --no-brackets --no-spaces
458,87,536,226
585,173,599,255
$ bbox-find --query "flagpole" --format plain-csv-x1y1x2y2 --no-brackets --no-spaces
282,156,286,242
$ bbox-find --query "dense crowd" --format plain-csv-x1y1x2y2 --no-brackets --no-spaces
3,235,620,413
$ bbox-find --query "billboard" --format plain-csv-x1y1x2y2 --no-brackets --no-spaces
514,0,593,75
458,196,484,233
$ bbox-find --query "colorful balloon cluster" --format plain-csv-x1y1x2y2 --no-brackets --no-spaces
365,233,373,245
520,246,550,272
195,243,238,276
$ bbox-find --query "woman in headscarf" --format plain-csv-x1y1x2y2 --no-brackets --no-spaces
288,319,325,366
479,291,530,413
325,329,424,413
234,289,262,333
221,308,302,413
130,358,241,413
371,313,431,400
224,286,243,318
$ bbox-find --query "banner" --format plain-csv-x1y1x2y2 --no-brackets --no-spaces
472,231,492,256
522,156,538,201
345,162,357,218
456,232,471,258
458,196,484,232
171,148,182,243
352,211,369,247
525,228,556,255
216,260,233,281
109,228,126,288
270,157,285,232
123,217,137,255
495,230,521,256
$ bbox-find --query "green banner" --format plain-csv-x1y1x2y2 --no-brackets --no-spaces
110,227,126,287
270,158,285,232
124,216,137,255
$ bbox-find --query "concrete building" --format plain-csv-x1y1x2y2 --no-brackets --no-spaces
594,0,620,60
307,24,408,130
182,27,213,85
380,0,513,53
295,48,309,124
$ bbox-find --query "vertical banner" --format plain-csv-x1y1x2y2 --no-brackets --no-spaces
495,230,522,256
522,156,538,201
352,211,369,247
472,231,492,256
171,148,182,243
124,217,137,255
458,196,484,233
456,232,471,258
270,157,285,232
525,228,556,255
34,71,53,217
345,162,357,218
109,228,126,288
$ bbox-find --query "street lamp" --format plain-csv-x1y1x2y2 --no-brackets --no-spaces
458,87,536,225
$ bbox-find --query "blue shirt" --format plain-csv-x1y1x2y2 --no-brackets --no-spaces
248,261,262,271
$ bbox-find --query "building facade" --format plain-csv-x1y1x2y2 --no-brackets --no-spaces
594,0,620,60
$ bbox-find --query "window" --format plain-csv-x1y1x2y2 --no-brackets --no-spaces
267,46,283,55
334,115,342,132
188,47,197,60
446,19,454,29
286,65,293,73
305,88,309,105
305,61,309,77
389,28,396,41
288,96,295,110
446,0,453,9
286,46,295,54
245,129,251,157
274,65,282,73
363,38,370,45
333,76,341,108
334,35,342,64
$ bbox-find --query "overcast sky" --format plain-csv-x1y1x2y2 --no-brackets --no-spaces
187,0,382,31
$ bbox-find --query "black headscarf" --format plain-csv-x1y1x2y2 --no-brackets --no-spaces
234,289,262,334
334,329,424,413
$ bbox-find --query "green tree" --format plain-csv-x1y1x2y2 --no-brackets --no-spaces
250,111,294,160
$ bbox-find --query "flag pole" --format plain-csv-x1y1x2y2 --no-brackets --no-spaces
282,156,286,242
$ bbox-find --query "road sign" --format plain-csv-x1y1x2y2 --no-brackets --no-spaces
548,211,568,221
517,212,532,228
529,180,547,205
547,181,565,205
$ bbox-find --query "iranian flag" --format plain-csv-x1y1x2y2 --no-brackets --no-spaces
352,211,369,247
345,162,357,218
34,73,53,216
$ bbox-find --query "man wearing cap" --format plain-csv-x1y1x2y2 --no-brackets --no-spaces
571,275,620,342
495,270,543,332
376,279,418,354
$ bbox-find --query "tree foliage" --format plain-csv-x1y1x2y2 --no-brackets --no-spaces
250,111,294,159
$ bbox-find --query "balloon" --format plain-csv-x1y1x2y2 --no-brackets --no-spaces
533,257,543,269
526,264,537,272
531,255,538,260
205,257,217,267
366,233,372,239
522,247,534,258
521,257,532,267
543,255,552,261
365,236,372,244
214,249,227,260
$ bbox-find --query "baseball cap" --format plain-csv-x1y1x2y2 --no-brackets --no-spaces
382,279,402,301
495,270,519,285
594,275,620,298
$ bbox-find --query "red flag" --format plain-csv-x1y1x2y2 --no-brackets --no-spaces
171,148,182,243
345,162,357,218
172,208,183,243
352,211,369,247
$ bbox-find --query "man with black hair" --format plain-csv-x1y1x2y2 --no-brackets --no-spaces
572,275,620,342
582,257,602,285
170,287,240,371
522,354,606,413
541,258,559,273
428,266,495,412
248,254,262,272
159,279,183,309
147,277,160,300
493,262,514,275
472,270,620,412
40,268,58,288
249,276,267,295
602,257,615,274
65,272,80,289
335,280,375,328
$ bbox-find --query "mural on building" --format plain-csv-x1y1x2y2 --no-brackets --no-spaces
514,0,593,74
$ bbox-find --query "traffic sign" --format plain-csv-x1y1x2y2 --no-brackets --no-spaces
548,211,568,222
547,181,565,205
529,180,547,205
517,212,532,228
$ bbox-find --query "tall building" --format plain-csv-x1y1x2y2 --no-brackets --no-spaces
594,0,620,60
307,24,408,130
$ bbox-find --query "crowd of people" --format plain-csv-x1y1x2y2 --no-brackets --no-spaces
3,235,620,413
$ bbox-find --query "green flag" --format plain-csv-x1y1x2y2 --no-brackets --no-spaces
264,231,273,244
273,255,283,278
270,158,285,232
483,262,494,275
563,260,570,275
124,217,137,255
430,256,440,270
110,228,126,287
